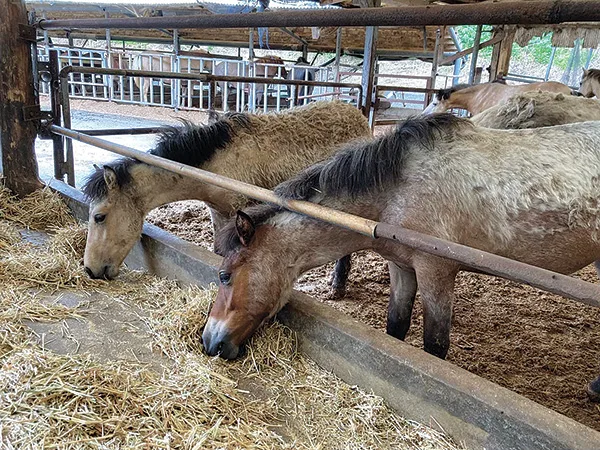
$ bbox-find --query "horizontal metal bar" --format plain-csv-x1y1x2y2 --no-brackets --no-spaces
48,125,377,237
60,65,362,91
48,125,600,309
376,85,435,94
71,127,170,136
439,33,504,66
375,223,600,309
37,2,600,30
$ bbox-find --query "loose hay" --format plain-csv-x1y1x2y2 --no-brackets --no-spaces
0,188,462,449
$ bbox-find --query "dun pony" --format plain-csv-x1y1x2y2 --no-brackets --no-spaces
422,80,574,116
471,91,600,129
579,68,600,98
203,115,600,400
82,101,370,286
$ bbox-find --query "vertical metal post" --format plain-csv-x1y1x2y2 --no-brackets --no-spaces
468,24,482,84
426,27,442,105
584,47,594,69
172,29,180,109
544,47,557,81
361,25,378,126
334,27,342,84
49,50,66,182
59,73,75,186
249,28,255,112
105,9,112,100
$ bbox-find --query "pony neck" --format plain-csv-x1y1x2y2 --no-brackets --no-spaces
130,163,239,215
264,197,383,273
445,89,475,112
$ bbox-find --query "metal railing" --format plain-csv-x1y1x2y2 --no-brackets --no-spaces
38,45,356,114
47,123,600,311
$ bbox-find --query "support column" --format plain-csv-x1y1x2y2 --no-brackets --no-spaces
494,26,515,80
467,24,482,84
0,0,42,196
361,25,378,125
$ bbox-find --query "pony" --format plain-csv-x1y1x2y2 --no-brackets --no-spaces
252,56,288,108
82,101,371,294
579,68,600,98
213,56,287,109
202,115,600,400
286,57,318,107
132,51,214,103
422,80,574,116
471,91,600,129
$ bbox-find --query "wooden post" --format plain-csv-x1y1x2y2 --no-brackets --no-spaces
361,25,378,126
0,0,42,196
491,26,515,80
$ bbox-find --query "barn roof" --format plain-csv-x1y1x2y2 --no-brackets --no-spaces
27,0,459,58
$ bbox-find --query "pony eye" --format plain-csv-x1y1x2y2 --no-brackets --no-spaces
219,270,231,285
94,213,106,224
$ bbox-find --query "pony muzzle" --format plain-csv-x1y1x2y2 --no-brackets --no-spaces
202,318,240,359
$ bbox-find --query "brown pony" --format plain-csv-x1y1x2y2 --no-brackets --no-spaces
203,115,600,399
471,91,600,129
579,68,600,98
82,101,370,294
422,80,574,116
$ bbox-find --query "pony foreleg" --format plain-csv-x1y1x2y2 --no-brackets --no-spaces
329,254,352,298
416,261,458,359
386,262,417,340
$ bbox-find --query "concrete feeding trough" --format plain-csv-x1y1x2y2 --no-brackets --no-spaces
52,179,600,450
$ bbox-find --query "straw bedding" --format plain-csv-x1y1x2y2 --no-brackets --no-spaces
0,186,462,450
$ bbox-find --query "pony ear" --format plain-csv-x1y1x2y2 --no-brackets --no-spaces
583,68,589,77
103,166,118,191
235,210,255,247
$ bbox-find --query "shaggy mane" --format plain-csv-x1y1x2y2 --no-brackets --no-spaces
584,68,600,83
82,114,250,201
277,113,469,200
215,114,469,256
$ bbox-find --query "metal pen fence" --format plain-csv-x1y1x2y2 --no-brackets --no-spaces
37,45,359,114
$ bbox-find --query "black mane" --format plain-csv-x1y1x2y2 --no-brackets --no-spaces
585,68,600,82
436,83,472,100
277,113,467,200
82,114,250,201
215,114,469,256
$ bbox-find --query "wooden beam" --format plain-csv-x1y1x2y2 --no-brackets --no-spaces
439,32,504,66
496,27,516,79
0,0,42,196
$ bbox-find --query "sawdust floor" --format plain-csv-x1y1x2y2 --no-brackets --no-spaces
147,200,600,432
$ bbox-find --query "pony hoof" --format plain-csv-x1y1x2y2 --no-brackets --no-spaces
587,377,600,402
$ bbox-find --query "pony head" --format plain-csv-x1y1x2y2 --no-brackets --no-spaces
579,68,599,98
202,209,294,359
422,84,472,115
83,164,144,280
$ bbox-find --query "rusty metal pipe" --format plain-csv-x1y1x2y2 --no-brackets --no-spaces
37,2,600,29
48,125,378,237
49,125,600,309
59,65,362,91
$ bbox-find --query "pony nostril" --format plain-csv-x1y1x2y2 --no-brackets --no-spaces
84,266,94,278
216,342,224,354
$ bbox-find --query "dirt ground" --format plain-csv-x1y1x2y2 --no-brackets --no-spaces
146,200,600,432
